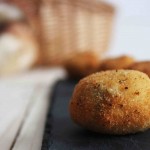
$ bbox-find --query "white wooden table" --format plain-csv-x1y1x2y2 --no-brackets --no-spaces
0,68,66,150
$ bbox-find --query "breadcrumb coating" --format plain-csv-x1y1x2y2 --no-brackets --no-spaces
69,70,150,134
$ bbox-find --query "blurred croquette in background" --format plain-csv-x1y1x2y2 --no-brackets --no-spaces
0,0,150,77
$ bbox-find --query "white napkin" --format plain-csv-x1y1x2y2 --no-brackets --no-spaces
0,68,67,150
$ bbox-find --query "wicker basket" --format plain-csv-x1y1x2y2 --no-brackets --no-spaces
6,0,115,66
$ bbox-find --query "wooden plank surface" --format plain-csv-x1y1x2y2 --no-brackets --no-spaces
0,68,66,150
12,86,50,150
0,85,36,150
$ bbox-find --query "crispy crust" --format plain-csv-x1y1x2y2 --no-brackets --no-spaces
69,70,150,134
128,61,150,77
99,56,135,71
64,52,100,79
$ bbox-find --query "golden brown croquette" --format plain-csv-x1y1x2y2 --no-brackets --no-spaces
69,70,150,134
64,51,100,79
128,61,150,77
99,55,135,71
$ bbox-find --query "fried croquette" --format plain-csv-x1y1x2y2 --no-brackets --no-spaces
64,51,100,79
99,55,135,71
128,61,150,77
69,70,150,135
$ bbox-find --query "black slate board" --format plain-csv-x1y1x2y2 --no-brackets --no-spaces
42,80,150,150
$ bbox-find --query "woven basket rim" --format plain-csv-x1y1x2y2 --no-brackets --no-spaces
42,0,115,14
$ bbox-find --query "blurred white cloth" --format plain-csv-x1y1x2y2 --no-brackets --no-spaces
0,68,67,150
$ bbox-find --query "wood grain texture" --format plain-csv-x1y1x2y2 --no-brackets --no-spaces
0,68,66,150
12,86,50,150
0,85,36,150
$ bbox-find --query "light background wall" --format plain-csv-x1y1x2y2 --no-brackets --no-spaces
105,0,150,17
103,0,150,60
